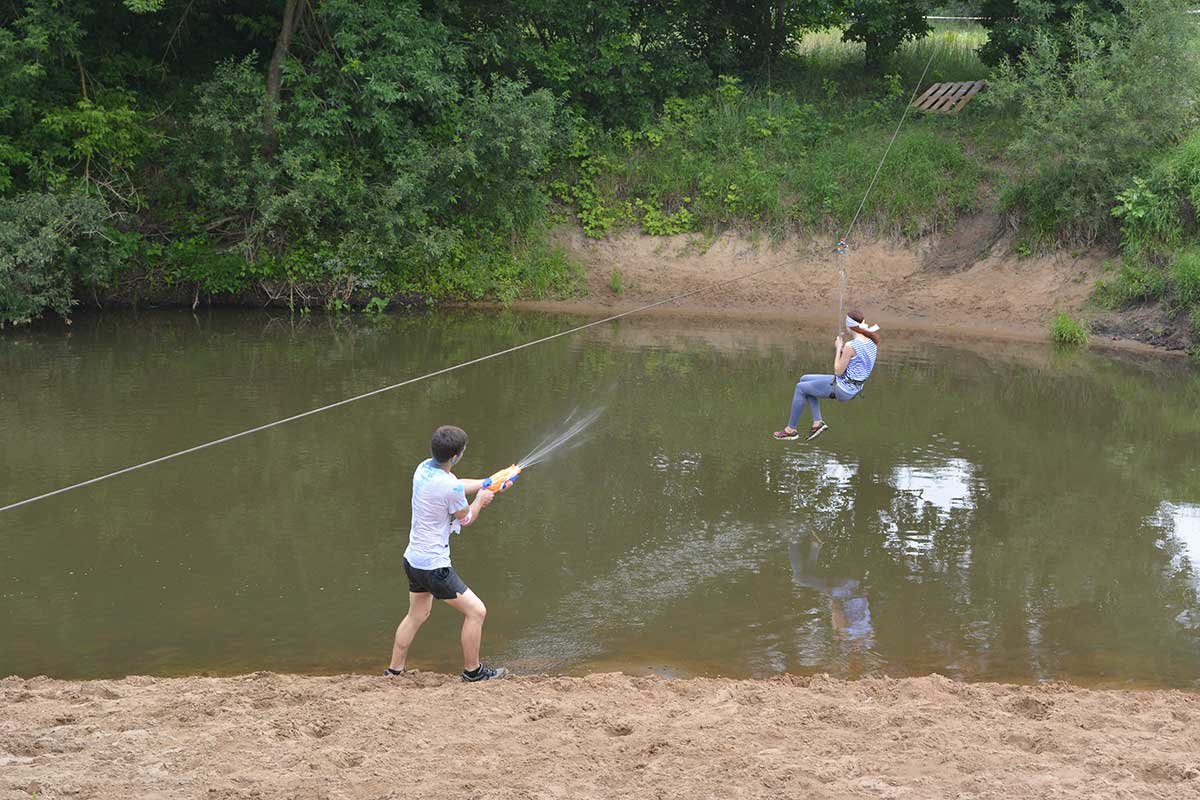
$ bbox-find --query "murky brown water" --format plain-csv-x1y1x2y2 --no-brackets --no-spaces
2,310,1198,686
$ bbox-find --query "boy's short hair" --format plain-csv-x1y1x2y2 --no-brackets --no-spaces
431,425,468,463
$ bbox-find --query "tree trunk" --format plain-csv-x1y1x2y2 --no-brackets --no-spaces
771,0,787,61
263,0,300,157
864,34,883,73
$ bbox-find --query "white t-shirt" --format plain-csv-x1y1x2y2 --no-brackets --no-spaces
403,459,470,570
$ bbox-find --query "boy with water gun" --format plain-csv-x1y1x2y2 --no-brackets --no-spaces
385,425,518,682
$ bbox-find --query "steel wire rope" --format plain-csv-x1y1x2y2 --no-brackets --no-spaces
834,41,939,333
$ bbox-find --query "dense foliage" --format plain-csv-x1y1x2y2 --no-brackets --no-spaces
555,73,978,240
977,0,1125,66
970,0,1200,345
988,0,1200,245
1097,128,1200,342
1,0,1198,329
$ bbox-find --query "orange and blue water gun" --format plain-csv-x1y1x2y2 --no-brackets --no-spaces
481,464,521,492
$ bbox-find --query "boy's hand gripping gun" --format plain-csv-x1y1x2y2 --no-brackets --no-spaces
481,464,521,492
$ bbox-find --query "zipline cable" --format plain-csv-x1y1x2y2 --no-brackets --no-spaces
843,43,939,247
0,260,786,515
834,41,939,335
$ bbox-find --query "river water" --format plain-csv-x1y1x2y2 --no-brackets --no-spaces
2,310,1198,686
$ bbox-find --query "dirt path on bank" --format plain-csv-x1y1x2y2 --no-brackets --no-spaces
520,228,1112,344
3,672,1198,800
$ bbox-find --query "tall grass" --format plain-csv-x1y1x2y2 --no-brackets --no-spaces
1173,247,1200,307
553,23,1000,241
1050,313,1090,346
1094,259,1168,308
1101,131,1200,326
787,24,990,91
560,91,981,239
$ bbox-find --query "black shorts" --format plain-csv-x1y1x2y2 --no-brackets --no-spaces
404,559,468,600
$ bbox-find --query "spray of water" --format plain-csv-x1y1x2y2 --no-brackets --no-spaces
519,407,604,468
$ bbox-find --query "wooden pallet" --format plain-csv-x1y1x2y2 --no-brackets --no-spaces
912,80,986,114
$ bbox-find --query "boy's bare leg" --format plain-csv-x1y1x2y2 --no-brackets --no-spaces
389,592,434,671
444,589,487,671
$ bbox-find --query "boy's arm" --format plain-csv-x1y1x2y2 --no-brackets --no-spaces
459,478,486,494
453,488,494,528
460,475,512,495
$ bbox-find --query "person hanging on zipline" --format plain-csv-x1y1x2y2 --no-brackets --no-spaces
773,310,880,441
386,425,512,682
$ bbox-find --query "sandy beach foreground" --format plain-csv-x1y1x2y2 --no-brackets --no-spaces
2,671,1198,799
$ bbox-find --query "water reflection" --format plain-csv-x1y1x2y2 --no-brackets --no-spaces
1149,502,1200,631
1151,502,1200,576
892,456,975,518
788,534,875,648
885,453,978,564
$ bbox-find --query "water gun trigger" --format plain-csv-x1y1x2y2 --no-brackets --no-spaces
481,464,521,492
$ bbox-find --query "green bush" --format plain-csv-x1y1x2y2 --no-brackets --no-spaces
1112,177,1180,256
979,0,1126,67
1094,260,1167,308
164,5,575,308
1050,312,1090,346
1172,248,1200,308
0,192,124,325
1113,130,1200,260
1190,306,1200,338
987,0,1200,242
636,199,696,236
1152,128,1200,222
1109,132,1200,318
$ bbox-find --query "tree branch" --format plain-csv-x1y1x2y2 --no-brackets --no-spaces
263,0,301,157
76,55,89,101
159,0,196,67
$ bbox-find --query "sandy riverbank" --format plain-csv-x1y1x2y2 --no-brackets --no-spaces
510,229,1192,353
3,671,1198,799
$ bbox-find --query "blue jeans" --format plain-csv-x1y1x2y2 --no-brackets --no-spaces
787,374,858,429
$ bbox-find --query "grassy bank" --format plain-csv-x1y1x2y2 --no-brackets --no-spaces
554,25,999,243
1092,129,1200,357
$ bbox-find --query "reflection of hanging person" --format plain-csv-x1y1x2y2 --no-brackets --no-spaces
773,310,880,441
788,535,874,647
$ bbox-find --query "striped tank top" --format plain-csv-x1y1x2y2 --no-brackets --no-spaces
837,337,878,393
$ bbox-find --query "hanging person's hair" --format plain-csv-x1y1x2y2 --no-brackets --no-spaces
847,310,880,345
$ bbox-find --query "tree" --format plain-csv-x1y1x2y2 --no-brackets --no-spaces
432,0,703,124
986,0,1200,240
838,0,932,71
978,0,1124,66
675,0,837,81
